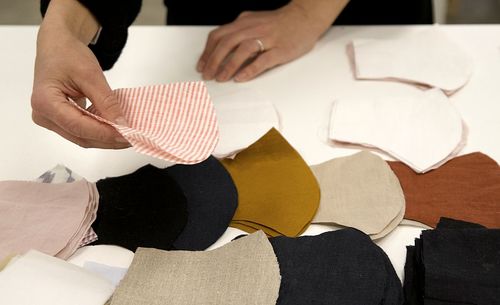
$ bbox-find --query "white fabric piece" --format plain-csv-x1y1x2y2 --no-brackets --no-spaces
350,28,473,95
212,88,281,157
329,88,465,173
36,164,83,184
68,245,134,269
84,262,128,287
0,250,114,305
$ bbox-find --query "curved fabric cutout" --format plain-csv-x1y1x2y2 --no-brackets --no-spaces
221,128,320,237
165,156,238,251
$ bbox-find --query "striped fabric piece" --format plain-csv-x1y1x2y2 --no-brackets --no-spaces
79,230,98,247
74,82,219,164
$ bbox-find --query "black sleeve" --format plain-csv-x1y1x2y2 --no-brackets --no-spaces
40,0,142,70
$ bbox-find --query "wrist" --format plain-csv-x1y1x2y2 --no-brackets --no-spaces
288,0,350,35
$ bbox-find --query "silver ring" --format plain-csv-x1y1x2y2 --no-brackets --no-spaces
255,39,265,53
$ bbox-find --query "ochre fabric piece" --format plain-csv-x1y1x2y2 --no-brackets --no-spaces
311,151,404,237
74,82,219,164
110,231,281,305
221,128,320,237
388,152,500,228
0,255,14,271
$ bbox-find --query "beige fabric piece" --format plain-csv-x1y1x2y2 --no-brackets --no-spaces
370,204,405,240
111,231,280,305
400,219,433,229
311,151,405,236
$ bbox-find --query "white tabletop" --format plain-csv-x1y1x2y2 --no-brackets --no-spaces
1,25,499,281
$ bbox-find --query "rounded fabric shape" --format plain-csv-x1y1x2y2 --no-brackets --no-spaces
388,152,500,228
270,229,403,305
221,128,320,237
93,165,188,251
164,156,238,251
311,151,405,238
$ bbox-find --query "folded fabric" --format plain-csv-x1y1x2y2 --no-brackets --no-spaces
93,165,188,251
37,164,98,247
349,28,473,95
84,262,128,287
73,82,219,164
0,180,98,259
311,151,405,238
388,152,500,228
404,218,500,305
329,88,465,173
110,231,281,305
211,88,281,157
0,250,114,305
164,156,238,251
221,128,320,237
270,229,403,305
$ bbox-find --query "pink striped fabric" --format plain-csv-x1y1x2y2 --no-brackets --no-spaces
73,82,219,164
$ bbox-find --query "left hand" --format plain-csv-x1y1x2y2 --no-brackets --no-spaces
196,2,330,82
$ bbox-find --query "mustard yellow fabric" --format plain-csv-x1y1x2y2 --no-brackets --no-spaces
0,255,14,272
221,128,320,237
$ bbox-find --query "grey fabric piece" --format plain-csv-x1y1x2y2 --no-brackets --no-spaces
111,231,281,305
311,151,405,236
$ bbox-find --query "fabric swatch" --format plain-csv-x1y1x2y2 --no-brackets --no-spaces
329,88,465,173
349,28,473,95
164,156,238,251
211,88,281,157
0,180,98,259
73,82,219,164
110,231,281,305
388,152,500,228
270,229,403,305
93,165,188,251
84,261,128,287
221,128,320,237
311,151,405,238
0,250,114,305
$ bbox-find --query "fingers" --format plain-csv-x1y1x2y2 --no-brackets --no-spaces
215,39,262,82
234,50,280,82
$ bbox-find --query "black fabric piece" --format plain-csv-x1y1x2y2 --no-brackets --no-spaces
93,165,188,251
436,217,486,229
40,0,141,70
270,228,403,305
165,156,238,251
165,0,433,25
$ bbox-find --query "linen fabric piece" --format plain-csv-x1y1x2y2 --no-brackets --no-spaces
311,151,405,238
329,88,465,173
93,165,188,251
0,180,98,259
270,229,403,305
74,82,219,164
211,88,281,157
164,156,238,251
110,231,281,305
388,152,500,228
221,128,320,237
349,28,473,94
0,250,114,305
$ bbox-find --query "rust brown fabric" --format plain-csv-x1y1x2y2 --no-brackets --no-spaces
388,152,500,228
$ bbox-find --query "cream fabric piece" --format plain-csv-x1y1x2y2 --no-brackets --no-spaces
311,151,404,237
370,204,405,240
350,27,473,95
0,250,114,305
212,89,281,158
111,231,281,305
68,245,134,269
329,89,465,173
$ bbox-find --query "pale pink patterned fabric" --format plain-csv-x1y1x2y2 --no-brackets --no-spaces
74,82,219,164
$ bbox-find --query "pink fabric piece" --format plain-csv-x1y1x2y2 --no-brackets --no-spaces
75,82,219,164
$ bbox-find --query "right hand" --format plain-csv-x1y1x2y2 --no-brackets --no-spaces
31,0,130,149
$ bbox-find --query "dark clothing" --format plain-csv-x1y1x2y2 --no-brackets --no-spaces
40,0,433,70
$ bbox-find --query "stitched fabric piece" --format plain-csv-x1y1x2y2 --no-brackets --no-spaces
73,82,219,164
388,152,500,228
329,89,465,173
349,28,473,95
0,250,114,305
93,165,188,251
165,156,238,251
311,151,404,238
110,231,281,305
270,229,403,305
0,180,98,259
221,128,320,237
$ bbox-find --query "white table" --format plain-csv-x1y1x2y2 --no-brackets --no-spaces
1,25,499,281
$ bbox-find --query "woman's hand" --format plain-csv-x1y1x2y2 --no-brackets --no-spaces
197,0,349,82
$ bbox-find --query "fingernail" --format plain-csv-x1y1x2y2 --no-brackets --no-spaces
216,71,228,82
235,72,248,82
202,73,214,81
197,60,205,72
114,116,128,126
116,137,129,144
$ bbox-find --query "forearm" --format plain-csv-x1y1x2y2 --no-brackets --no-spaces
290,0,350,34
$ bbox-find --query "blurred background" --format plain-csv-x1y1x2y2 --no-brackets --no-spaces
0,0,499,25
